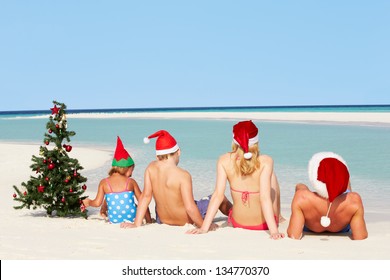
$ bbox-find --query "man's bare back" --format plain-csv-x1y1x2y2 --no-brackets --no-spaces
287,184,368,240
287,152,368,240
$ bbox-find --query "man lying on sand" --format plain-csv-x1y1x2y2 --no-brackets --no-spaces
287,152,368,240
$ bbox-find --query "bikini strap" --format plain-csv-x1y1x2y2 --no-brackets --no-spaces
231,187,260,195
230,187,259,205
124,177,132,191
230,187,240,193
105,178,114,193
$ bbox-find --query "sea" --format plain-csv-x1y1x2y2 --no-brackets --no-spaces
1,105,390,221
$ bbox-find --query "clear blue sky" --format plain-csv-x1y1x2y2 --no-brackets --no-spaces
1,1,389,111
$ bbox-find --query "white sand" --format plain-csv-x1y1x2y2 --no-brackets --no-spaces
1,112,390,260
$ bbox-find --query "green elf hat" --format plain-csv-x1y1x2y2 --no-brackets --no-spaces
112,136,134,167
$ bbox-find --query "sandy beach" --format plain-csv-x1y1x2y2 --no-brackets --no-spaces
1,112,390,261
63,111,390,126
20,111,390,125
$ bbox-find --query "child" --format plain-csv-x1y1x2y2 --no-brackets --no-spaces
121,130,231,229
188,120,284,239
82,136,152,224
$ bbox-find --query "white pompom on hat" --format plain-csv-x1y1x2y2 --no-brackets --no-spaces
144,130,179,156
232,120,259,160
308,152,350,227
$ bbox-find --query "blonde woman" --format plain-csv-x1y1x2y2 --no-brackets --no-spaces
188,120,284,239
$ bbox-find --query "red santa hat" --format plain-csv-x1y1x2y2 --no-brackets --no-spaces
112,136,134,167
143,130,180,156
232,120,259,159
308,152,350,227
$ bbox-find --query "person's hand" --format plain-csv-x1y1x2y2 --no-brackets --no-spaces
270,232,285,240
120,222,137,229
186,228,208,234
82,198,90,208
186,223,219,234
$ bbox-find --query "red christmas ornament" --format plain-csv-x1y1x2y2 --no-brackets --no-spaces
23,191,27,196
55,124,60,129
48,129,52,134
80,201,86,212
37,185,45,193
43,159,47,164
64,179,69,183
69,189,73,193
45,140,49,145
48,163,55,170
50,105,60,115
82,184,87,190
45,177,49,181
61,197,65,203
13,193,17,198
65,145,72,152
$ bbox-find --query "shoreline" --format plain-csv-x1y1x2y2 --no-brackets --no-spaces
6,111,390,126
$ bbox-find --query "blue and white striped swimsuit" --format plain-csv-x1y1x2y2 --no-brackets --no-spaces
105,178,137,224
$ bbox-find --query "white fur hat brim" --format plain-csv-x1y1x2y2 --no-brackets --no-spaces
308,152,347,199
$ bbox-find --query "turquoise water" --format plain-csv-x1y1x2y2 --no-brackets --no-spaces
1,104,390,118
1,108,390,221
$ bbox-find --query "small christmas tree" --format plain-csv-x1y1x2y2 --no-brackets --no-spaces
13,101,88,218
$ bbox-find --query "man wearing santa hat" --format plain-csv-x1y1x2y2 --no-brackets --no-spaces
121,130,232,229
287,152,368,240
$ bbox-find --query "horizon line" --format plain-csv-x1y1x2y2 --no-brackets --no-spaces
1,104,390,115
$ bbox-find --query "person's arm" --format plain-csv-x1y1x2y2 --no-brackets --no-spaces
259,157,284,239
82,179,105,208
287,191,305,239
133,180,153,223
122,167,153,228
187,156,227,234
180,171,204,228
349,193,368,240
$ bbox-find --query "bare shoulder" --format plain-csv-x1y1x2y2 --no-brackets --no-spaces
176,166,192,179
128,177,138,185
98,178,107,187
345,191,364,205
218,152,230,161
259,154,274,166
145,160,159,174
218,152,233,165
291,188,319,210
146,160,158,169
346,191,362,198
